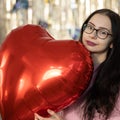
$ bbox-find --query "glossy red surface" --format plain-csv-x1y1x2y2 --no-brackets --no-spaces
0,24,93,120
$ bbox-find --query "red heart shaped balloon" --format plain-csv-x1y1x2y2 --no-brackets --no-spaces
0,25,93,120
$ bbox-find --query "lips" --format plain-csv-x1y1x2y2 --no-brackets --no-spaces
86,40,97,46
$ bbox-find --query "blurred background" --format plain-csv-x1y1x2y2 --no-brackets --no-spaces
0,0,120,44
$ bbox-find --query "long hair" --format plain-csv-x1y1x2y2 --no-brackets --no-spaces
79,9,120,120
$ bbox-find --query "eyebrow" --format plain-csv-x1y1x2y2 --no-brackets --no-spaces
88,22,111,32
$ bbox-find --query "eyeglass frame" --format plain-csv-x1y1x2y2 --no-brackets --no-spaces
83,23,112,39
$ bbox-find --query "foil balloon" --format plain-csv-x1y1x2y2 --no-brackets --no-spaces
0,24,93,120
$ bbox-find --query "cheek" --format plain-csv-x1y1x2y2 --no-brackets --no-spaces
99,41,111,51
100,38,112,48
81,33,86,42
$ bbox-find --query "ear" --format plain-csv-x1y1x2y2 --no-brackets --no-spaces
110,43,113,48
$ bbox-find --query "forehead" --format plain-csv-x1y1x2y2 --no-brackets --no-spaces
88,14,111,30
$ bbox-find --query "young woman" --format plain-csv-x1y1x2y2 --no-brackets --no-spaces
35,9,120,120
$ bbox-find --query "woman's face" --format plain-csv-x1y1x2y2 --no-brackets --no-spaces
82,14,113,55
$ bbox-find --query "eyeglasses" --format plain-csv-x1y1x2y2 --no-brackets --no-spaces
83,24,112,39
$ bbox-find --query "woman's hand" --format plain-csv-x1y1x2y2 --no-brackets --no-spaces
34,109,62,120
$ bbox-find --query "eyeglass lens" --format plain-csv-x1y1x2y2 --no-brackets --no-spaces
84,24,112,39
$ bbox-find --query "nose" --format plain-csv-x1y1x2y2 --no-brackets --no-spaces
89,30,97,39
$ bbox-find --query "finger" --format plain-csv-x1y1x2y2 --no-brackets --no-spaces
34,113,44,120
47,109,61,120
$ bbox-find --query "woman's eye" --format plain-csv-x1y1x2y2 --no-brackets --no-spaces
100,30,108,35
87,25,93,30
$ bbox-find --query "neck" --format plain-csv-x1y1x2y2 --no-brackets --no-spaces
91,52,107,68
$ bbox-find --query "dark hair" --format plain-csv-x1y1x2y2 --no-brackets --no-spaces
79,9,120,120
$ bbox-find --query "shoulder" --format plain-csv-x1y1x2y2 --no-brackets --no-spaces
107,93,120,119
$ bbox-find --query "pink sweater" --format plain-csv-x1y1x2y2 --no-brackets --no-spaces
61,94,120,120
60,66,120,120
